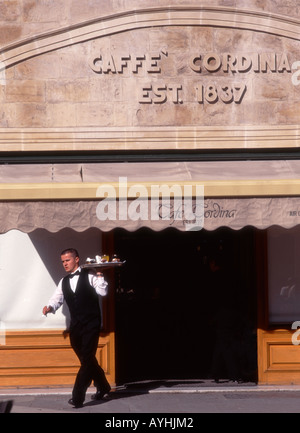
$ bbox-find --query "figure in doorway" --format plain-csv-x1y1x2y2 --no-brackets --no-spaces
209,256,242,383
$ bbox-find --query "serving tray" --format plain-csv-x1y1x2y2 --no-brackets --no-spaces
81,261,126,271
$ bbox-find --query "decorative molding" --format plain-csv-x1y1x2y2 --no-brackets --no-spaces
257,329,300,384
1,179,300,201
1,6,300,70
0,330,115,388
0,125,300,151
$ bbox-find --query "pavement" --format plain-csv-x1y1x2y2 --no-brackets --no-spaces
2,379,300,415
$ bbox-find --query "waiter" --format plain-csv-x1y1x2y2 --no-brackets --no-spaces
42,248,111,408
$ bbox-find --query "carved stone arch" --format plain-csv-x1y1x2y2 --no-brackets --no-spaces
1,6,300,70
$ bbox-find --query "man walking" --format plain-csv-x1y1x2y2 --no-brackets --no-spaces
42,248,111,408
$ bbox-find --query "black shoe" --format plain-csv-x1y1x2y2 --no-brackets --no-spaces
0,400,13,413
68,398,83,408
91,385,111,401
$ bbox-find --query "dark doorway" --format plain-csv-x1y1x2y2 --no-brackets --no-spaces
114,227,258,384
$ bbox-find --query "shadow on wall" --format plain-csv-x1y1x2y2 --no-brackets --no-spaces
0,227,103,331
28,227,103,328
28,227,103,285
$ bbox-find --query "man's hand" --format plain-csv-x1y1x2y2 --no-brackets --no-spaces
42,306,53,316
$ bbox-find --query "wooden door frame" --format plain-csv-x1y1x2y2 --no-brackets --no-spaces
256,228,300,384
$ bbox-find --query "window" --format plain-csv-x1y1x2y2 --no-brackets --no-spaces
268,226,300,325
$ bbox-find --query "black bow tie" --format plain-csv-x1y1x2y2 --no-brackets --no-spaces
69,270,81,279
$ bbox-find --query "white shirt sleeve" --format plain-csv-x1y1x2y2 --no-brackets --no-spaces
88,273,108,297
48,278,64,313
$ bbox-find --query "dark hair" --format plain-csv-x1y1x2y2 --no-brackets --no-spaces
60,248,79,258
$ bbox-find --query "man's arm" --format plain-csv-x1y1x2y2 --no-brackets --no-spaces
89,272,108,296
42,279,64,315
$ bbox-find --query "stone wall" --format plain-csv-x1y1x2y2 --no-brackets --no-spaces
0,1,299,148
1,1,300,47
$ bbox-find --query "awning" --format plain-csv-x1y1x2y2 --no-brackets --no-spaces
1,196,300,233
1,160,300,233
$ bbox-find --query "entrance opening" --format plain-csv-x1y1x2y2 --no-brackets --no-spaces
114,227,258,385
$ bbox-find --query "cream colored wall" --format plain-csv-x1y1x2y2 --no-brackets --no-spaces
0,228,103,330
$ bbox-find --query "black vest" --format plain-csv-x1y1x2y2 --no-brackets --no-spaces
62,269,101,329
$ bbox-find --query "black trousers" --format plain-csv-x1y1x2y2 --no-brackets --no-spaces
69,322,110,404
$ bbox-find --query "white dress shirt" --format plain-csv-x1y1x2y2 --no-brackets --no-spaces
48,266,108,313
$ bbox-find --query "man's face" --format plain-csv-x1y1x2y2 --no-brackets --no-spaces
61,252,79,274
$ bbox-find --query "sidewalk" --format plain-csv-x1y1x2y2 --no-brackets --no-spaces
2,380,300,413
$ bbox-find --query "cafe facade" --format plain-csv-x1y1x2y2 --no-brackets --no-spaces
1,0,300,387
